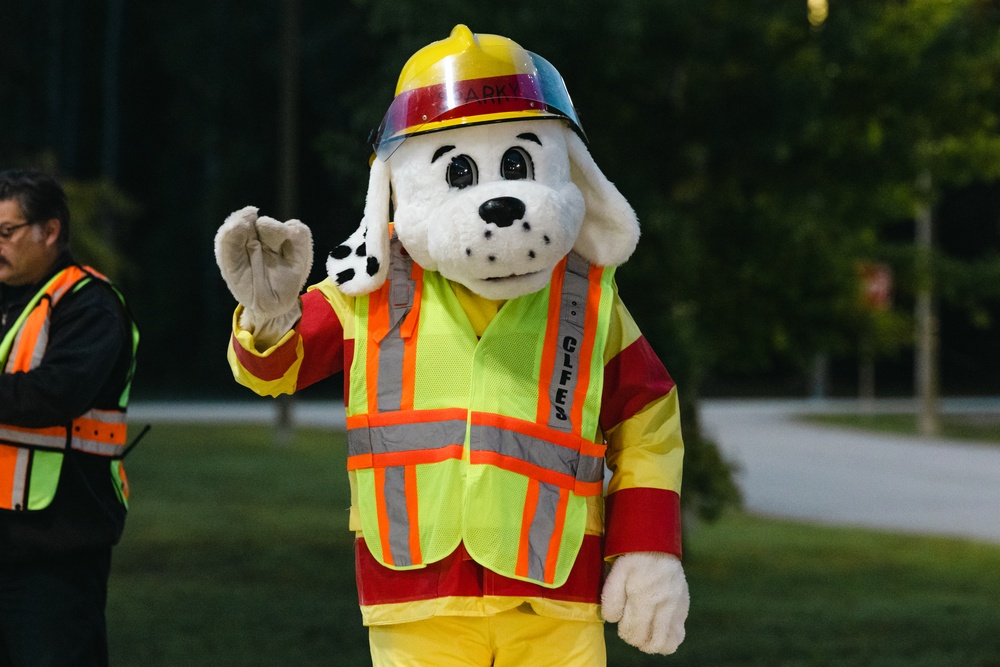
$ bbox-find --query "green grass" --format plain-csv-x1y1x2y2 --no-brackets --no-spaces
109,423,1000,666
800,412,1000,443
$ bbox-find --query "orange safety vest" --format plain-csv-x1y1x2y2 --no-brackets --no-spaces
348,235,615,587
0,265,135,511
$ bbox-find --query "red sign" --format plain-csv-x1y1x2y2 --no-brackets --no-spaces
859,262,893,311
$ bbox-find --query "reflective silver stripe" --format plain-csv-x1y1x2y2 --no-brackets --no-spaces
5,321,30,372
50,280,77,303
383,466,414,567
547,253,591,431
10,447,30,508
0,427,65,450
80,408,127,426
377,237,415,412
7,315,50,372
350,419,468,459
525,481,562,582
70,439,124,457
470,424,604,485
347,428,371,459
27,317,49,370
575,454,604,487
0,411,128,457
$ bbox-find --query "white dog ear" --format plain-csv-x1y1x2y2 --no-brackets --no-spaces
326,158,392,295
567,131,640,266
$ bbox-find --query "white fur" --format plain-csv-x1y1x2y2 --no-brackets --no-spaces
602,552,689,655
327,119,640,300
326,159,392,296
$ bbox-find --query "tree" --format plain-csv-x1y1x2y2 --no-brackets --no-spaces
4,0,999,521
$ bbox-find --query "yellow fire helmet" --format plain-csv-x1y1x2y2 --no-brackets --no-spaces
372,24,585,161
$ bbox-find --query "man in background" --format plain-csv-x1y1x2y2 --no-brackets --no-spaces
0,169,138,666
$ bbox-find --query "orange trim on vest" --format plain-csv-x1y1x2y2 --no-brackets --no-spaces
471,411,603,455
373,467,394,566
536,256,567,425
0,447,18,508
404,465,422,564
9,302,48,373
0,423,65,440
543,488,571,585
400,263,423,412
515,478,541,579
472,450,578,494
366,284,389,415
72,414,127,446
116,462,130,500
349,407,469,429
570,264,604,433
348,443,465,471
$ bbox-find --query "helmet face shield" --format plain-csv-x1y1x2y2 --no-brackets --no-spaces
373,50,584,161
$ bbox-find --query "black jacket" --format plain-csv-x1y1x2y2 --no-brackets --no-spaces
0,253,136,562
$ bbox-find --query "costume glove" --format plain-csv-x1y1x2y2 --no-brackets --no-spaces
601,552,689,655
215,205,313,348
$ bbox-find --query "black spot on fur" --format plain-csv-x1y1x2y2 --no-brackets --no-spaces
465,248,472,256
356,242,366,257
543,235,551,244
488,255,496,262
330,244,352,259
528,250,536,259
485,230,492,239
522,222,531,231
366,257,380,276
336,268,355,284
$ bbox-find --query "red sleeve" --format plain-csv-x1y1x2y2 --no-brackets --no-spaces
295,289,346,389
230,332,300,381
604,487,683,559
600,335,675,431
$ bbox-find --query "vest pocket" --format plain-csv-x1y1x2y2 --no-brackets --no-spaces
463,465,588,588
356,458,463,571
26,450,64,511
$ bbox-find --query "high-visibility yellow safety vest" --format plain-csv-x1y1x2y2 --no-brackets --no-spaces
347,236,615,588
0,265,138,511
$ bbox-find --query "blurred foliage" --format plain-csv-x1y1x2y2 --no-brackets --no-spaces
4,0,1000,518
63,178,141,282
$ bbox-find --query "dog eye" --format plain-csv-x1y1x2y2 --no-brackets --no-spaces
501,147,533,181
447,155,478,189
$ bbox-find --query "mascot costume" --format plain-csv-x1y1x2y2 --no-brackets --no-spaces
215,25,688,666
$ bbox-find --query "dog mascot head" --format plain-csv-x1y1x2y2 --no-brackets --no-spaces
327,24,639,301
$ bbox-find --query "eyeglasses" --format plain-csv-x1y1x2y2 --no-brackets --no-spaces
0,221,36,240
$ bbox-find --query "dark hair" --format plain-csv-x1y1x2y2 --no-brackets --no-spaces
0,168,71,247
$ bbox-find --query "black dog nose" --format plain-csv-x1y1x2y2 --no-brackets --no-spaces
479,197,526,228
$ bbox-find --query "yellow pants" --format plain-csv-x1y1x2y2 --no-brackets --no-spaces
368,605,606,667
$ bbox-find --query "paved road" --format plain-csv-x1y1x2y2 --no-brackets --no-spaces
700,397,1000,545
130,397,1000,544
131,399,347,429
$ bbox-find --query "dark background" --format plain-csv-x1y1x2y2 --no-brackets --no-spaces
2,0,998,403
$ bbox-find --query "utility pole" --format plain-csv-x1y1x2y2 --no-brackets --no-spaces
914,172,939,437
274,0,302,446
